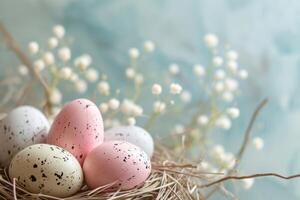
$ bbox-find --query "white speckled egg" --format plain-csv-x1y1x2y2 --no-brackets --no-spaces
105,126,154,157
9,144,83,197
0,106,49,167
83,141,151,190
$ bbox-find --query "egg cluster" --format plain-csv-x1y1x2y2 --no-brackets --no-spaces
1,98,153,197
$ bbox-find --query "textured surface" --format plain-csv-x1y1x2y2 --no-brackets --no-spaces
1,0,300,199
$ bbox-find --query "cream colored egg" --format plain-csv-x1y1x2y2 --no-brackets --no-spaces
9,144,83,198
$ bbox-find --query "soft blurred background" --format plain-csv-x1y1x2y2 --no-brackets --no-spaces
1,0,300,199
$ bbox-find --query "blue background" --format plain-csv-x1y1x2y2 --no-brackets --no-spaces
1,0,300,199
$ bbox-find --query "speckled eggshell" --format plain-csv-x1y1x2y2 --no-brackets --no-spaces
0,106,49,167
83,141,151,190
9,144,83,197
47,99,104,165
105,126,154,157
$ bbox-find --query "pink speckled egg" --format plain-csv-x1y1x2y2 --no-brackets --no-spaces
47,99,104,165
83,141,151,190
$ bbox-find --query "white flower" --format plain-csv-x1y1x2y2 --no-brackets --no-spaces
28,41,39,54
214,69,226,80
43,52,55,66
180,91,192,103
85,68,99,82
53,25,65,39
222,152,236,169
134,74,144,85
226,50,238,61
132,105,143,116
214,81,225,93
174,124,185,134
58,47,71,62
128,48,140,59
153,101,166,113
74,54,92,70
18,65,29,76
227,61,238,73
222,92,234,102
253,137,264,150
197,115,209,125
70,73,79,82
193,64,205,77
238,69,248,80
242,178,254,190
170,83,182,94
213,56,223,67
127,117,136,126
126,68,136,79
97,81,110,96
99,103,109,114
48,37,58,49
60,67,72,80
152,84,162,95
216,116,231,130
108,98,120,110
211,145,225,159
75,80,87,93
121,99,135,115
227,107,240,119
204,34,218,48
143,40,155,53
33,59,45,72
169,63,180,75
224,78,239,92
199,161,209,170
49,89,62,104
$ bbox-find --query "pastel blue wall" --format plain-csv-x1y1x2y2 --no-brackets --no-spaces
1,0,300,199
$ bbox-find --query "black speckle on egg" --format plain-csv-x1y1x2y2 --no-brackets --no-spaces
33,164,38,168
29,175,37,182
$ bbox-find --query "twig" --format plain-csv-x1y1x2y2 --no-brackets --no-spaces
200,172,300,188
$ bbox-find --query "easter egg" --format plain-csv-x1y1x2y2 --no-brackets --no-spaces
0,106,49,167
47,99,104,165
105,126,154,157
83,141,151,190
9,144,83,197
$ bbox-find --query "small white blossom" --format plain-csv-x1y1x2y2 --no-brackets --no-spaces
227,61,238,73
70,73,79,82
85,68,99,82
238,69,248,80
222,92,234,102
226,50,238,61
49,88,62,104
99,103,109,113
214,69,226,80
108,98,120,110
134,74,144,85
211,145,225,159
153,101,166,113
214,81,225,93
151,84,162,95
28,41,39,54
43,52,55,66
58,47,71,62
121,99,135,115
169,63,180,75
74,54,92,70
53,25,65,39
18,65,29,76
126,68,136,79
227,107,240,119
132,105,143,116
60,67,72,80
197,115,209,125
48,37,58,49
213,56,223,67
253,137,264,150
225,78,239,92
216,116,232,130
75,79,87,93
143,40,155,53
174,124,185,134
170,83,182,94
242,178,254,190
180,91,191,103
222,152,236,169
127,117,136,125
204,34,219,48
128,48,140,59
193,64,205,77
97,81,110,96
33,59,45,72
